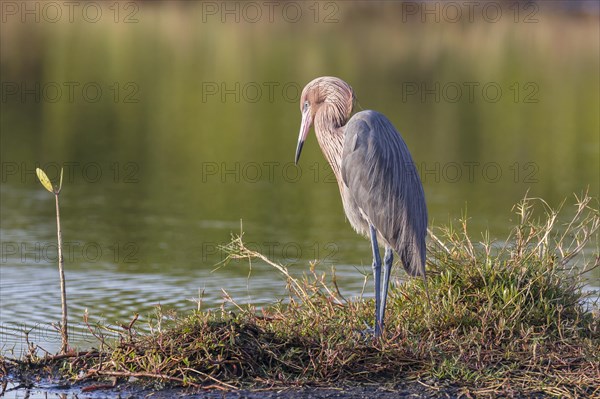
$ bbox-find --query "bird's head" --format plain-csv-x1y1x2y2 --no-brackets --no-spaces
295,76,354,164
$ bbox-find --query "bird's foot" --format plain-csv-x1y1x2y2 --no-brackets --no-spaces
356,322,380,341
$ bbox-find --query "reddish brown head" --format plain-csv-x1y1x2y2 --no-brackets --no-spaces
295,77,354,164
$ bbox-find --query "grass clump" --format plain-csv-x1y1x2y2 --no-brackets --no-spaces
4,193,599,397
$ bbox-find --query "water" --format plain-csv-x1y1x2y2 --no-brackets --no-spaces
1,2,599,358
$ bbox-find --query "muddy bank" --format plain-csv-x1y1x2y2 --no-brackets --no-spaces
0,378,466,399
4,371,554,399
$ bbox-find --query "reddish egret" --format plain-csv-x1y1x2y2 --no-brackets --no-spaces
294,76,428,337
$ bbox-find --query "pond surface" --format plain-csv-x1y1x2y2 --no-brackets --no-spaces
1,2,599,356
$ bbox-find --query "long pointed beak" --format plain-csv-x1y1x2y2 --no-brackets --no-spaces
295,110,312,165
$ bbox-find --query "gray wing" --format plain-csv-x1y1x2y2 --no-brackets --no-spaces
341,110,427,277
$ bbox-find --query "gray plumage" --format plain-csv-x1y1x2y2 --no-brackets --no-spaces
341,111,427,278
294,76,428,337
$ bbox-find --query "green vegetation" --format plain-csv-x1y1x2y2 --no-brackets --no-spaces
4,193,599,397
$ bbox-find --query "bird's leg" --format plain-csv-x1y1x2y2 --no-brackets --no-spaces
379,247,393,330
369,225,383,337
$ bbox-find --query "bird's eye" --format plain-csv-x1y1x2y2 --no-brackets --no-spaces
303,101,309,111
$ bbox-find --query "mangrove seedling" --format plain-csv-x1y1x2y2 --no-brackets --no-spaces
36,167,68,354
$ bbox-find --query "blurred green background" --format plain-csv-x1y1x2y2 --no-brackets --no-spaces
1,1,598,353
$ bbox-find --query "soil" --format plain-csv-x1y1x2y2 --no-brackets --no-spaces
3,376,555,399
4,380,461,399
2,363,549,398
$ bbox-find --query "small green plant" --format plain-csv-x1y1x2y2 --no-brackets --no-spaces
36,167,68,354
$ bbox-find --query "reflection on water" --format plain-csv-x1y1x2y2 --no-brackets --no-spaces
1,380,85,399
1,2,599,359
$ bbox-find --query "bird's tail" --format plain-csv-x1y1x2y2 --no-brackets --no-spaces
400,238,431,308
399,237,426,278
